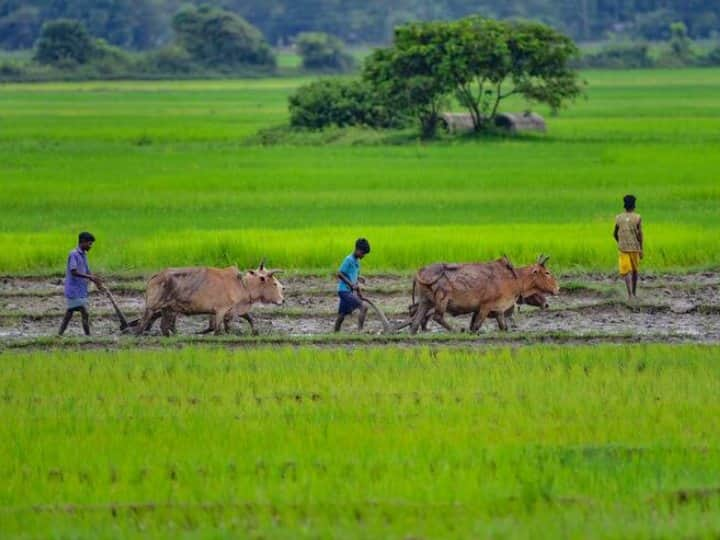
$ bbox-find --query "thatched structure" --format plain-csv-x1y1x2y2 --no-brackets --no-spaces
439,112,476,134
494,112,546,133
440,111,547,134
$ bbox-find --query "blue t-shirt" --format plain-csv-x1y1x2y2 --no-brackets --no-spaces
64,247,90,299
337,254,360,293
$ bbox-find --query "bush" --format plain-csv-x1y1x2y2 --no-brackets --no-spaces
296,32,355,72
140,46,196,74
90,38,134,73
288,79,401,129
34,19,94,66
579,43,653,69
698,45,720,67
0,60,25,77
172,6,275,69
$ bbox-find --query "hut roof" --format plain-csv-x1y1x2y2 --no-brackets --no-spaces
494,112,546,133
440,111,547,134
439,112,476,134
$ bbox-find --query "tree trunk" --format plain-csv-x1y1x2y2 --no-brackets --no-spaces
490,83,503,122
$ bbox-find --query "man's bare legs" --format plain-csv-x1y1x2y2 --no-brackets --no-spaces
58,306,90,336
623,273,633,299
358,304,368,330
334,304,369,332
632,271,639,297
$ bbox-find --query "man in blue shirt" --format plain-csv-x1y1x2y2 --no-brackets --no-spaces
59,232,104,336
334,238,370,332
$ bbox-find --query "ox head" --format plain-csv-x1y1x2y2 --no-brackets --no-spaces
528,254,559,296
245,260,285,305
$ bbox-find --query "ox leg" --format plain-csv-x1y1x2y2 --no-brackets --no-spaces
470,312,479,332
431,295,454,333
409,302,430,335
504,306,516,330
160,309,175,337
135,309,161,336
241,314,258,336
421,309,433,331
432,311,454,332
470,309,490,333
394,305,419,332
197,315,215,335
161,311,178,335
213,309,229,336
496,312,509,332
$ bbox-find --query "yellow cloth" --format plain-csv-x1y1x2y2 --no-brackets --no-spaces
618,251,640,275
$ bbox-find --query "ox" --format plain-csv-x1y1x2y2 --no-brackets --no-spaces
409,255,559,334
135,261,284,336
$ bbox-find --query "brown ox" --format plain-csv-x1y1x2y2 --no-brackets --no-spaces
135,262,284,336
409,255,559,334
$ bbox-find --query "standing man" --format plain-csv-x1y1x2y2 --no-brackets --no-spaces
59,232,103,336
334,238,371,332
613,195,643,300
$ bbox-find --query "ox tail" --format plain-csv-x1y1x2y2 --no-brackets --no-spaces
412,277,417,305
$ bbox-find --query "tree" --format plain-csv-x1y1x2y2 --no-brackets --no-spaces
33,19,94,66
172,6,275,69
502,21,583,116
439,17,583,129
363,17,582,135
296,32,354,72
363,26,454,138
668,21,693,61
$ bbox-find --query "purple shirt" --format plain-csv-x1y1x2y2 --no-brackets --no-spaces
64,247,90,299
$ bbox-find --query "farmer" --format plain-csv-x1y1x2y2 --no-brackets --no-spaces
334,238,371,332
58,232,104,336
613,194,643,300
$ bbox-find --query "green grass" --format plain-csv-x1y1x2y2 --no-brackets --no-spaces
0,69,719,274
1,344,720,538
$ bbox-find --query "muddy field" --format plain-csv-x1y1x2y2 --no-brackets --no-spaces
1,272,718,347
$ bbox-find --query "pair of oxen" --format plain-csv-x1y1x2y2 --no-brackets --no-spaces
132,255,558,336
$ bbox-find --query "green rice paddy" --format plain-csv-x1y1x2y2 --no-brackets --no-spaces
2,344,720,538
1,69,719,274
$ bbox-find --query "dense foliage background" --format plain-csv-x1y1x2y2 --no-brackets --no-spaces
2,0,720,51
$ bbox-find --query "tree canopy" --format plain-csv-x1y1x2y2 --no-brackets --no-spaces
364,17,582,135
33,19,95,66
296,32,354,71
172,6,275,68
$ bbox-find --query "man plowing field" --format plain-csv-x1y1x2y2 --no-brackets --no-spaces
58,232,104,336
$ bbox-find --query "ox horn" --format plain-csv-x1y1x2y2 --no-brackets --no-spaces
537,254,550,266
258,258,266,271
267,269,282,277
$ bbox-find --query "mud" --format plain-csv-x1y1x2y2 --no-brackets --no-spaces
0,273,718,346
